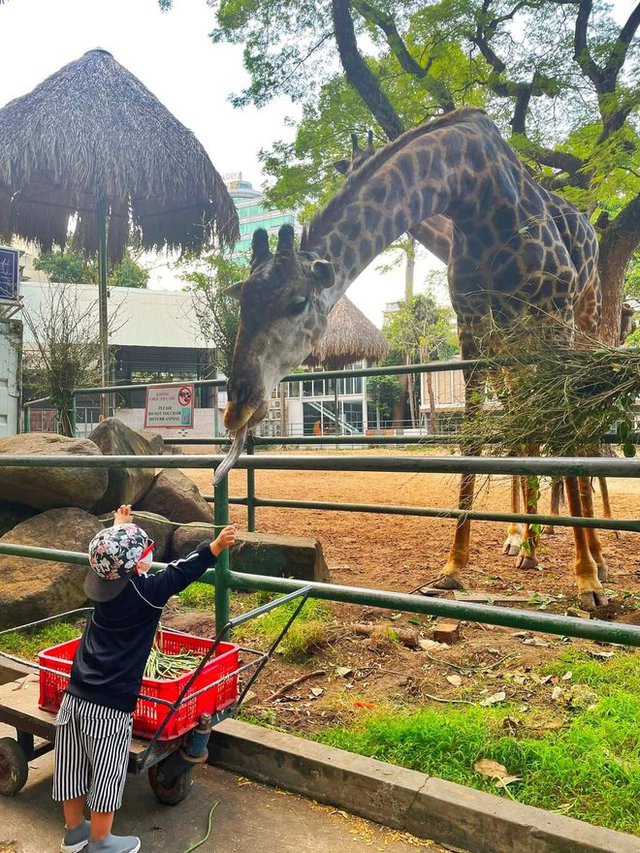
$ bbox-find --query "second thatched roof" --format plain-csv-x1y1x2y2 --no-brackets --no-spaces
0,49,239,259
306,296,388,367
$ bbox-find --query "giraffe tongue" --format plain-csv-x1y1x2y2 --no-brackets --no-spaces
214,423,249,486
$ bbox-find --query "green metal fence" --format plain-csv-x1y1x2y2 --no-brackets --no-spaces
1,452,640,649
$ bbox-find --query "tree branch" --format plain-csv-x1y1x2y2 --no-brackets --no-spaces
573,0,605,89
352,0,455,112
332,0,405,139
603,1,640,86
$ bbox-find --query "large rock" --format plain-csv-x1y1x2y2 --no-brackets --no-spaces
169,522,214,560
139,430,165,455
89,418,155,513
99,510,174,561
0,508,103,629
0,434,108,511
0,501,38,537
135,469,214,524
170,527,330,583
230,533,330,583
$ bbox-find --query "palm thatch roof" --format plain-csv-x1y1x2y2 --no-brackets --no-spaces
305,295,388,368
0,49,239,259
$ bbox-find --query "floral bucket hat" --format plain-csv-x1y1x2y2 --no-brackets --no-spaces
85,523,149,602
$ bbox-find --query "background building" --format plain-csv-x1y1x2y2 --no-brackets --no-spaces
226,174,296,255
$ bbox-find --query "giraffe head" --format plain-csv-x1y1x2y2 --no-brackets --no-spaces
224,224,335,432
334,130,375,177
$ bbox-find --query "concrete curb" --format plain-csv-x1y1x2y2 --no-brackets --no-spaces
209,719,638,853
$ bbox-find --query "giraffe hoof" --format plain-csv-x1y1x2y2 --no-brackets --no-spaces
515,553,538,571
502,542,520,557
542,525,556,536
597,562,609,583
428,573,464,592
578,591,609,611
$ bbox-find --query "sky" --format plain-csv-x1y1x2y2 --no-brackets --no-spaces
0,0,634,326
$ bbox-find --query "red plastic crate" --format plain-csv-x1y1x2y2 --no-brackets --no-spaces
38,629,239,740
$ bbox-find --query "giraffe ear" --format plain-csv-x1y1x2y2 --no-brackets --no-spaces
334,159,350,176
225,282,244,300
311,259,335,289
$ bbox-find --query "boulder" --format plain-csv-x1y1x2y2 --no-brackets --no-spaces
0,433,108,511
139,430,165,455
98,510,174,561
170,527,330,584
135,469,214,524
169,522,214,560
230,532,330,583
0,501,38,537
0,508,103,629
89,418,155,513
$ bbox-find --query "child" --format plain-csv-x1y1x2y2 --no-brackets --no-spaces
53,504,236,853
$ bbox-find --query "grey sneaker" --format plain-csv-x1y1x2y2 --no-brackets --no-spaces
87,836,141,853
61,820,91,853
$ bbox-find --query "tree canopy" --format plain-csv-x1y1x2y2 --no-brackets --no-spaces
34,249,150,288
162,0,640,343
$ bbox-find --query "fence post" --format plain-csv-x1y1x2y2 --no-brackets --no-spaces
24,404,30,434
246,433,256,532
214,472,230,637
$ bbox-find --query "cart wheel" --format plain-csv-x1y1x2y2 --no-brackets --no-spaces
148,764,194,805
0,737,29,796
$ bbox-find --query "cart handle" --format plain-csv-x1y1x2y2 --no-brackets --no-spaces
226,586,313,629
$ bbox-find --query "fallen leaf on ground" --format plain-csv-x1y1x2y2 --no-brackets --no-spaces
310,687,324,698
480,690,506,706
335,666,353,678
495,775,522,789
446,675,463,686
562,671,573,681
418,638,447,651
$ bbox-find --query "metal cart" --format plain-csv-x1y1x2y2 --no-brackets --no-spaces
0,586,310,804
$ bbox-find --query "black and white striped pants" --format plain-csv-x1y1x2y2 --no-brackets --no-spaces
52,693,133,813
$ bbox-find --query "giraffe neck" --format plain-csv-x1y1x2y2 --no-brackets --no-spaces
302,109,493,303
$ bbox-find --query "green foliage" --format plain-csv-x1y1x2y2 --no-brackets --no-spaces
367,374,401,421
234,597,332,663
34,250,93,284
383,290,456,363
34,249,149,288
179,582,216,610
109,256,149,288
181,251,246,377
624,249,640,299
317,651,640,833
0,621,81,661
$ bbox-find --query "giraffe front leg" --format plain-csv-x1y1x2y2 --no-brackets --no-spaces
579,477,609,583
503,475,524,555
515,474,540,570
425,472,474,593
565,477,607,610
598,475,620,540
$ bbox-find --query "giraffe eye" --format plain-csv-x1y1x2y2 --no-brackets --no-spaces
287,297,308,316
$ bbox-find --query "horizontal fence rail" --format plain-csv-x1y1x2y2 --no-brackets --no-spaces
1,541,639,648
2,454,640,477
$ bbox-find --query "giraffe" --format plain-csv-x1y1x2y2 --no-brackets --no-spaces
222,108,608,610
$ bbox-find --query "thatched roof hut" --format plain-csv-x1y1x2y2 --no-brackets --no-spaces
0,49,239,259
306,295,388,367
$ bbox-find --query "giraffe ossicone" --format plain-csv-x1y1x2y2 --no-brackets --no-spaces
221,108,608,610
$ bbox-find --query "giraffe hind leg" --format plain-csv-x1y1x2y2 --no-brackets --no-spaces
542,478,563,536
565,476,607,610
503,476,524,556
515,474,539,570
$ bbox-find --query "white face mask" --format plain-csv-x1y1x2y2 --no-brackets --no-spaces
137,551,154,576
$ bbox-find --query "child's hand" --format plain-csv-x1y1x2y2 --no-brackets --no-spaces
210,524,237,556
114,504,133,525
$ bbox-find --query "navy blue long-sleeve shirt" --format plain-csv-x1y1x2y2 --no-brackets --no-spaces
67,542,216,712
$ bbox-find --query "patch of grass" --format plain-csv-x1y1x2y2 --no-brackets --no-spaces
235,597,333,663
315,652,640,834
179,582,216,610
0,621,82,661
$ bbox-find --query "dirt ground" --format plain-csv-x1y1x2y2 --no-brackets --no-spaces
178,449,640,734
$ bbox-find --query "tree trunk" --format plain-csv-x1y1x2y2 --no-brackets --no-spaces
426,371,437,434
598,196,640,345
405,236,415,301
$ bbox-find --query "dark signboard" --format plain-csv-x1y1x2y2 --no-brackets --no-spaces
0,247,20,303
